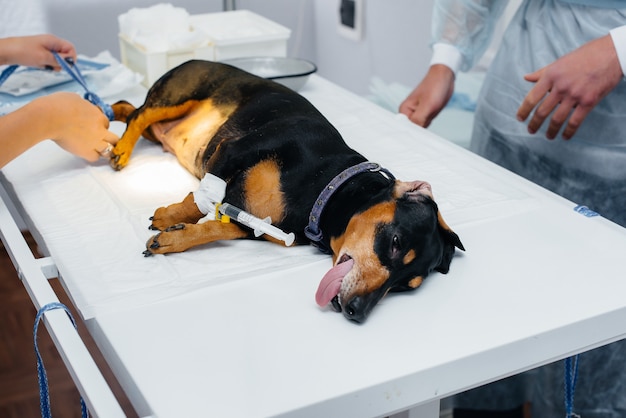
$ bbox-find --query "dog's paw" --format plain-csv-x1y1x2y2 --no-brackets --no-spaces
144,224,188,255
149,193,205,231
110,144,131,171
149,209,174,231
144,232,168,255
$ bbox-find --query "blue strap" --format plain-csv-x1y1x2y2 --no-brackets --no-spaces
564,355,580,418
52,52,114,121
0,64,18,87
34,302,88,418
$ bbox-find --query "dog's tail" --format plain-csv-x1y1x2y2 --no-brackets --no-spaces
111,100,137,123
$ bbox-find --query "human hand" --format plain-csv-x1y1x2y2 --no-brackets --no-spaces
35,92,119,162
399,64,455,128
517,34,624,140
0,34,77,70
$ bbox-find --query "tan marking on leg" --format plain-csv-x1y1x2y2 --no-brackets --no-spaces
243,160,285,226
150,193,205,231
146,221,248,254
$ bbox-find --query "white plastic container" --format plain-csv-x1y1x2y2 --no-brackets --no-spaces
119,35,214,87
190,10,291,61
119,9,291,87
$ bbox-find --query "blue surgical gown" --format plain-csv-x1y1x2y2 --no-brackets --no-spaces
433,1,626,417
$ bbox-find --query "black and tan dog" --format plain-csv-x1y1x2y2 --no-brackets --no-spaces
110,60,464,322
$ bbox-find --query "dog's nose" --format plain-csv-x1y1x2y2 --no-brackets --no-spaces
343,297,367,323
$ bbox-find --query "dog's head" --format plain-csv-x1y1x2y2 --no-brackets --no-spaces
315,180,464,323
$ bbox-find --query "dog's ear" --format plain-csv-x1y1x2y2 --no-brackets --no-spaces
394,180,465,272
437,211,464,251
393,180,432,199
394,180,464,249
435,211,465,273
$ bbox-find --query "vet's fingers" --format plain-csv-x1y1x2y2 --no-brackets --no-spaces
96,138,117,160
527,90,561,135
398,98,415,117
523,68,542,83
517,83,550,123
545,99,575,140
399,101,429,128
408,107,436,128
104,130,120,146
562,104,592,140
42,35,77,70
400,96,443,128
399,95,422,122
517,68,548,122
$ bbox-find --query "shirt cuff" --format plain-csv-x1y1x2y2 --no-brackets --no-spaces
430,43,464,75
609,25,626,77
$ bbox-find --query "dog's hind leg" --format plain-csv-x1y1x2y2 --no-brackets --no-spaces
149,193,205,231
144,220,250,255
110,100,199,170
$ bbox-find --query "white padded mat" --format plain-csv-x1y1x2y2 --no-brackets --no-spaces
1,75,542,319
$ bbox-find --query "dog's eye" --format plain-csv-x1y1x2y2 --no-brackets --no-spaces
391,235,401,258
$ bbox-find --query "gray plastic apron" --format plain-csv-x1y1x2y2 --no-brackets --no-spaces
470,0,626,227
454,1,626,417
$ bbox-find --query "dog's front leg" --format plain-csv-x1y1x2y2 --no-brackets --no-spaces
144,221,249,255
150,193,205,231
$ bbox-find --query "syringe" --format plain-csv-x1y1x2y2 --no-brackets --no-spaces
217,203,295,246
193,173,296,246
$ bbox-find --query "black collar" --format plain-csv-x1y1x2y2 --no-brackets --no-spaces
304,162,395,253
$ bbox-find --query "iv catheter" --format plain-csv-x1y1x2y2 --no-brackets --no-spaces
216,203,295,246
193,173,295,246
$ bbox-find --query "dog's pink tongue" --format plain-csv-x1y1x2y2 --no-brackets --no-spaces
315,259,354,306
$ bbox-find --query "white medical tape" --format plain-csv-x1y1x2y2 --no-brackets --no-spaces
192,173,227,215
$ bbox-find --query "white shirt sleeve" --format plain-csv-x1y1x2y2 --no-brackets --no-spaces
431,0,509,72
609,25,626,77
429,43,464,75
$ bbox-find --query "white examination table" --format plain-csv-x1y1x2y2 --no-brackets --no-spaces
1,74,626,417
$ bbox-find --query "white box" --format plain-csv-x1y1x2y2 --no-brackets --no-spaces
119,10,291,87
119,35,214,87
189,10,290,61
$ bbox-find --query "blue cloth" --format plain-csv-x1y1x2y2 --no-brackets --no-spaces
432,1,626,417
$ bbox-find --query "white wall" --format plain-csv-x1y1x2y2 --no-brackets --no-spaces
0,0,48,37
39,0,434,97
313,0,434,96
242,0,436,96
44,0,224,59
39,0,317,67
237,0,316,61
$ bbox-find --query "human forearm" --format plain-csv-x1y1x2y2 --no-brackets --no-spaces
0,98,53,167
0,93,119,168
399,64,455,127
